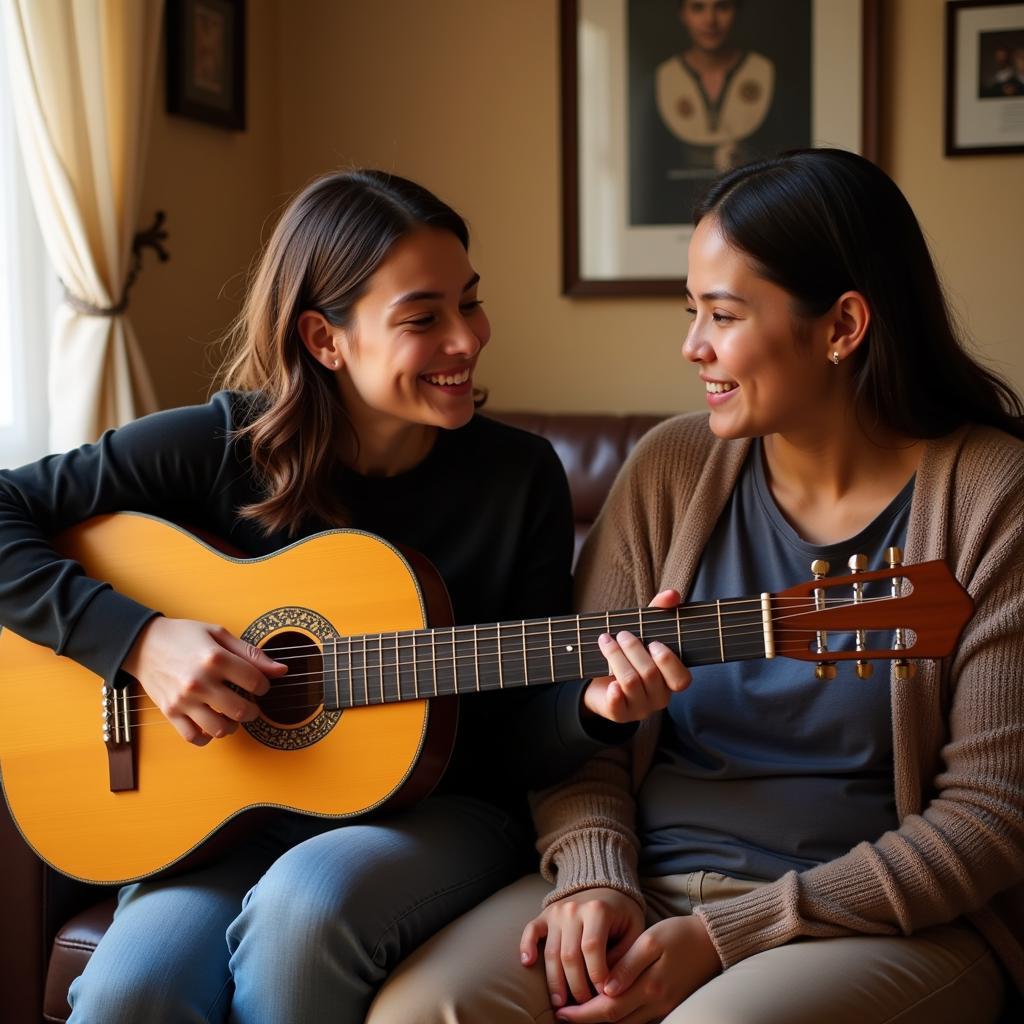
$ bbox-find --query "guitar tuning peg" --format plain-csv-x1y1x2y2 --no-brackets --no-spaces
847,554,873,678
810,561,834,681
886,548,912,680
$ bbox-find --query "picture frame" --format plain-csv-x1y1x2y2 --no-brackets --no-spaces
945,0,1024,156
166,0,246,131
560,0,881,296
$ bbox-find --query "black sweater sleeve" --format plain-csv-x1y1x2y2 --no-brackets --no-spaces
0,395,240,685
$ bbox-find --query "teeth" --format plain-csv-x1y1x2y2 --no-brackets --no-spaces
705,381,736,394
424,369,470,386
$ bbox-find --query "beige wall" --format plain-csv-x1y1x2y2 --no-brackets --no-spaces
134,0,1024,415
882,0,1024,397
131,0,281,409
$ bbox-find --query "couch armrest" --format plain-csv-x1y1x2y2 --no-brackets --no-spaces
1,797,115,1023
1,796,47,1022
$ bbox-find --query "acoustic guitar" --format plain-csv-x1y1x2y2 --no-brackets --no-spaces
0,513,973,884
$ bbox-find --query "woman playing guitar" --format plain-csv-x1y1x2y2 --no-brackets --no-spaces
0,170,636,1023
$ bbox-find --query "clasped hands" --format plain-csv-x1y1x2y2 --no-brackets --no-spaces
520,888,722,1023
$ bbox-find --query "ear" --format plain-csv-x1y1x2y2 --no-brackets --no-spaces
297,310,344,370
826,291,870,365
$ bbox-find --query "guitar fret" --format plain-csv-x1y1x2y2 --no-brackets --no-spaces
379,634,385,705
548,619,555,682
576,616,583,677
450,627,458,694
394,632,400,702
346,635,353,709
497,622,504,688
676,606,682,657
332,636,340,709
431,630,438,697
473,624,480,693
716,600,725,662
364,634,372,708
412,629,419,697
522,620,529,686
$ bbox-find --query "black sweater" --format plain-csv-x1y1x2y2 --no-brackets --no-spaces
0,392,617,813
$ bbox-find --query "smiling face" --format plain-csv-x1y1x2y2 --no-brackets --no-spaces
330,227,490,456
683,216,839,441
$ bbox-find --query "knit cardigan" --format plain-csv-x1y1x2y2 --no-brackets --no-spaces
532,413,1024,992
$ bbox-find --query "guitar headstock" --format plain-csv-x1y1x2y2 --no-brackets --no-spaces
772,549,973,679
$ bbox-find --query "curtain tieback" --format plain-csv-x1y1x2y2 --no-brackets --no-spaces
61,210,170,318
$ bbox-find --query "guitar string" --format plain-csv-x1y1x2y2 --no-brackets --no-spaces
116,636,786,729
204,592,899,659
114,594,910,716
115,624,903,729
116,607,900,713
208,621,886,686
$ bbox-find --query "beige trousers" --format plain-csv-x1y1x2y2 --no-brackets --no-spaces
366,871,1007,1024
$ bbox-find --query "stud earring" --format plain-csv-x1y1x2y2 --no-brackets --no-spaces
331,359,339,369
830,350,840,365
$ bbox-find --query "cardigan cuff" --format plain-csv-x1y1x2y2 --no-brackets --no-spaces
541,829,643,908
694,881,799,967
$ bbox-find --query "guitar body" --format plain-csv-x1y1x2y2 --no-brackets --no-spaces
0,514,974,885
0,513,457,884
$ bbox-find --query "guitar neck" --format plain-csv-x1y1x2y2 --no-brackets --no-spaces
322,598,768,710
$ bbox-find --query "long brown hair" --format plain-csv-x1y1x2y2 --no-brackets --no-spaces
217,169,471,535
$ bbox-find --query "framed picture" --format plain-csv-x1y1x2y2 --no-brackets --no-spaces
166,0,246,131
560,0,881,296
945,0,1024,156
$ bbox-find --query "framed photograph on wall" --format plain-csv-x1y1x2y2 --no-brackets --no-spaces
561,0,881,296
166,0,246,131
945,0,1024,156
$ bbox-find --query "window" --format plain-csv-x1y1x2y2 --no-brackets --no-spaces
0,22,53,469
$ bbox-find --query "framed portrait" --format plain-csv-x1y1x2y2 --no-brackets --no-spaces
945,0,1024,156
560,0,881,296
166,0,246,131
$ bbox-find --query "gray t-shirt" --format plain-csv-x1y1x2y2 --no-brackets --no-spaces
638,440,912,882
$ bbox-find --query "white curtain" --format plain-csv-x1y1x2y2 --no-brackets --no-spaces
2,0,163,451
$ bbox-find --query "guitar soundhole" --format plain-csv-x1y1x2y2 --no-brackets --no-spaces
258,630,323,726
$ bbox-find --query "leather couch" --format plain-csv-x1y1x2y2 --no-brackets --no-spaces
4,409,1017,1023
0,409,666,1024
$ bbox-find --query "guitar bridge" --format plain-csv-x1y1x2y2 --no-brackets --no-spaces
103,681,137,792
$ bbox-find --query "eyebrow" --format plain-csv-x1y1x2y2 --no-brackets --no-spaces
685,287,749,304
389,273,480,309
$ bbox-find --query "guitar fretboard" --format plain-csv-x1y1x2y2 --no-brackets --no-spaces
322,599,768,710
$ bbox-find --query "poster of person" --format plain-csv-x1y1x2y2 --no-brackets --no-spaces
978,30,1024,96
628,0,813,226
945,1,1024,156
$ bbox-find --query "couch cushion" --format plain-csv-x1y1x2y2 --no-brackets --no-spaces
43,899,116,1023
489,411,667,560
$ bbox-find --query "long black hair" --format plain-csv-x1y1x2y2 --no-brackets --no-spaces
694,148,1024,440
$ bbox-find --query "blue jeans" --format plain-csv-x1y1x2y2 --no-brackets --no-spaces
67,795,527,1024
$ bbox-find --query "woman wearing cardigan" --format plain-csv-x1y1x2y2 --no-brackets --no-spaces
367,150,1024,1023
